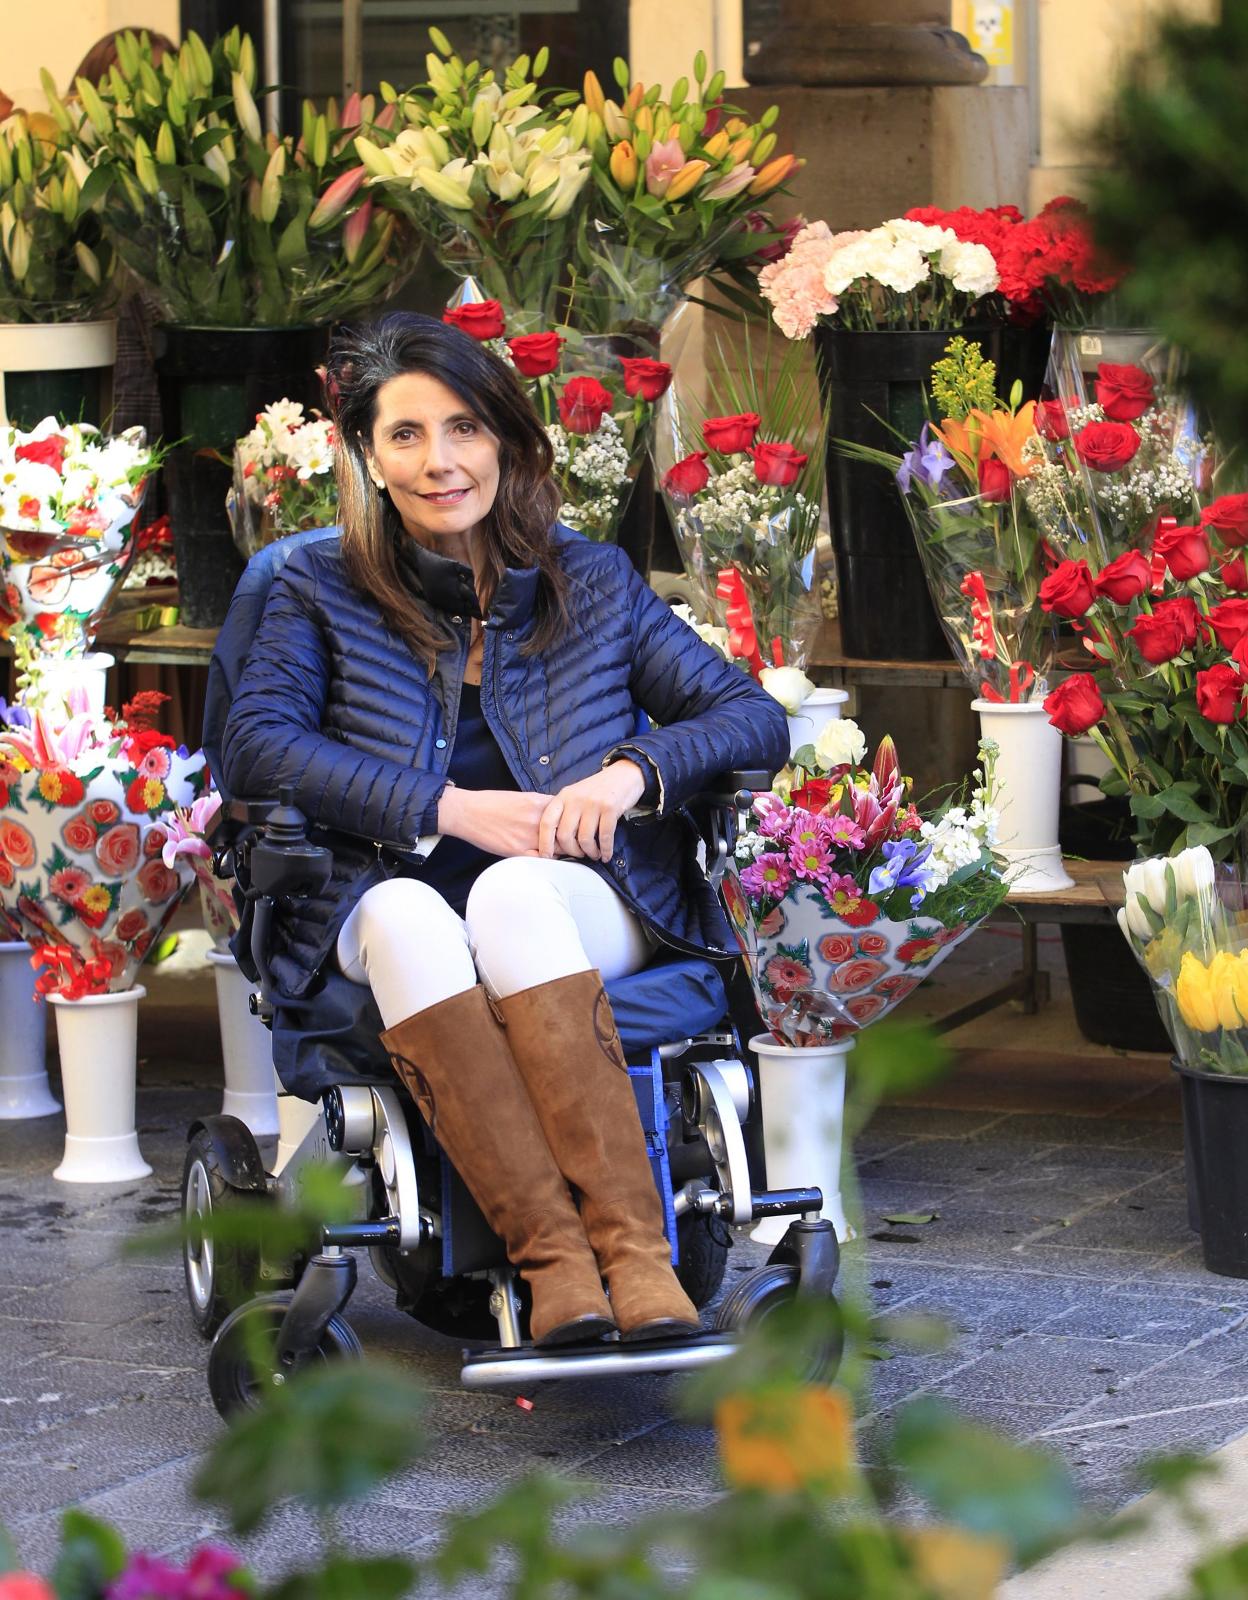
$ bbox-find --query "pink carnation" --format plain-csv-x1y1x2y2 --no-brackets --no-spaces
758,221,866,339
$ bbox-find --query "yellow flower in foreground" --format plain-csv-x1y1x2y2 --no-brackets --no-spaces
1208,950,1248,1029
715,1383,854,1493
905,1525,1009,1600
1176,950,1223,1034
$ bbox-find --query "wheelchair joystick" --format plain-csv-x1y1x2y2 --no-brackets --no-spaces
248,788,334,900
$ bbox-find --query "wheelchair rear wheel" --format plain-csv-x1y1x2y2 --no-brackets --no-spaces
208,1293,363,1417
183,1128,265,1338
714,1263,843,1380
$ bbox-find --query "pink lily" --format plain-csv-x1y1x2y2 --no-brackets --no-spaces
703,163,755,201
160,793,222,869
343,196,374,263
309,164,368,229
644,136,687,198
0,691,107,770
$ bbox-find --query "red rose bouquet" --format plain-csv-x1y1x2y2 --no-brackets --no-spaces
722,726,1006,1045
448,293,673,541
1040,483,1248,861
656,337,828,701
0,689,205,996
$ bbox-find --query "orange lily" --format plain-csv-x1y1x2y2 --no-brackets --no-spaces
932,412,985,472
975,399,1037,477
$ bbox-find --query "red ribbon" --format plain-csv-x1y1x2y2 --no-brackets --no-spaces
716,567,764,678
30,942,112,1002
960,571,996,660
979,662,1036,703
1149,516,1176,595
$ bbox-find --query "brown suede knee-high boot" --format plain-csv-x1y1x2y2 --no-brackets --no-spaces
496,970,701,1341
379,985,616,1347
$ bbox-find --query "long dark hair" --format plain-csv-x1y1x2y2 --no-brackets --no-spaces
325,312,568,670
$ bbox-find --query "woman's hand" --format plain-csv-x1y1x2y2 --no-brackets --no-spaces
436,788,551,857
537,760,647,862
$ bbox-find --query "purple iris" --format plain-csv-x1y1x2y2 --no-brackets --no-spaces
868,838,939,907
0,698,30,730
896,424,955,496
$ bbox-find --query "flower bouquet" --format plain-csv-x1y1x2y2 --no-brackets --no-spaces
1040,474,1248,865
0,110,116,323
55,30,412,326
0,686,206,1180
1115,844,1248,1274
159,788,234,949
725,724,1006,1047
448,297,673,542
657,336,829,718
1033,344,1210,567
226,400,338,558
0,416,159,674
723,724,1004,1242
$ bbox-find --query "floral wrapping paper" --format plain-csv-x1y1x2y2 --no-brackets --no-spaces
721,868,976,1046
0,745,206,991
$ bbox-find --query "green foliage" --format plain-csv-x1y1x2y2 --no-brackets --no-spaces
1089,4,1248,447
50,1510,128,1599
194,1364,426,1535
892,1398,1084,1566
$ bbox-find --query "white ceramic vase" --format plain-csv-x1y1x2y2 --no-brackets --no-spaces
273,1082,322,1174
50,984,150,1183
0,319,116,425
972,699,1074,893
0,940,59,1118
749,1032,852,1246
786,686,849,760
207,949,279,1139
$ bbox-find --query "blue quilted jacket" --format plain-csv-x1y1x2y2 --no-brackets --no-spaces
219,526,789,999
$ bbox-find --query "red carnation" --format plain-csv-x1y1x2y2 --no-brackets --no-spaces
619,357,672,403
556,376,613,435
1153,522,1210,581
15,434,68,474
1201,493,1248,548
507,332,562,377
1074,421,1141,473
1094,550,1151,605
702,412,760,454
751,440,808,488
442,301,506,341
1039,558,1097,619
1196,663,1246,724
662,452,710,498
1044,673,1105,736
1094,362,1155,422
1035,400,1070,442
977,457,1012,503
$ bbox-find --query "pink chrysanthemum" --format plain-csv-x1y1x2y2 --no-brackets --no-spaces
789,838,833,881
740,852,793,899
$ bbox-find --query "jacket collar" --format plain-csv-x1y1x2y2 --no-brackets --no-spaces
395,535,541,628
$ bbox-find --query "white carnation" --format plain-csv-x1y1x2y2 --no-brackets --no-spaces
814,715,867,770
885,218,956,253
939,238,999,297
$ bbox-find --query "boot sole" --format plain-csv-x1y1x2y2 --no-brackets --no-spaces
535,1314,618,1348
620,1318,704,1343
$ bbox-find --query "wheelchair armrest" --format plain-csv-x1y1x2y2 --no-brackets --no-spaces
227,797,279,828
689,770,775,810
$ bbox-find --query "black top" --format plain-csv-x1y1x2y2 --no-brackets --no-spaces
421,682,516,915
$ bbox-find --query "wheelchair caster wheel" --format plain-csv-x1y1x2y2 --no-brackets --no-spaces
183,1125,266,1339
208,1292,363,1418
714,1263,843,1381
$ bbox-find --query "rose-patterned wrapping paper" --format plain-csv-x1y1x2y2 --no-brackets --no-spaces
0,746,206,992
721,870,979,1046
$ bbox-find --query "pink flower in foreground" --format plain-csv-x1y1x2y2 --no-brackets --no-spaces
789,837,833,881
740,852,793,898
644,136,686,197
757,221,866,339
826,814,865,848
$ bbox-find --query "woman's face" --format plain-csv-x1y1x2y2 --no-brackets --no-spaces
366,371,501,551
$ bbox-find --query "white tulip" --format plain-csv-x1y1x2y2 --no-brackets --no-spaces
760,666,814,716
1172,845,1216,901
1123,893,1153,943
1123,857,1169,918
1116,906,1133,945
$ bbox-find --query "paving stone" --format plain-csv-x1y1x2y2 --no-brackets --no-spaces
1042,1291,1248,1347
567,1420,722,1492
930,1335,1180,1409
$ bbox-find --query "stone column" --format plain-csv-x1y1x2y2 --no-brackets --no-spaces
743,0,988,88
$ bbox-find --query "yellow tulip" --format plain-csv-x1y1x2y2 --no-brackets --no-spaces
608,139,638,188
582,70,606,119
663,159,709,202
702,128,731,161
748,152,801,196
1207,951,1248,1029
1176,951,1221,1034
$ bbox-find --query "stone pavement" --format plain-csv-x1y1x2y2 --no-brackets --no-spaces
2,920,1247,1588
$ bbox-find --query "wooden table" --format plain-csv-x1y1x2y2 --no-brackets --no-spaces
94,589,218,667
933,857,1126,1034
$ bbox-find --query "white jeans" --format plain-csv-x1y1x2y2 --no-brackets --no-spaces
336,857,653,1029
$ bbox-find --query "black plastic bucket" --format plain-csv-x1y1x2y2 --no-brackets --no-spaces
1176,1059,1248,1276
154,325,329,628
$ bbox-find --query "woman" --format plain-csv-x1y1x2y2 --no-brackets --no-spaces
220,313,789,1348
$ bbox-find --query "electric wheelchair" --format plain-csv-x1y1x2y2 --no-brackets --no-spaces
182,530,841,1416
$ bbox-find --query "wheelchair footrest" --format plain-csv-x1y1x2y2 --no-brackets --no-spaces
460,1332,737,1388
